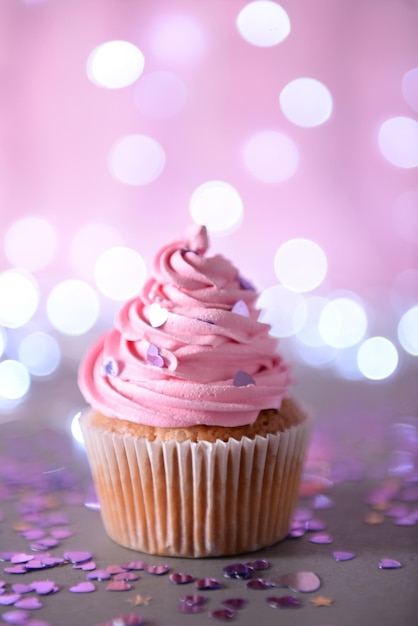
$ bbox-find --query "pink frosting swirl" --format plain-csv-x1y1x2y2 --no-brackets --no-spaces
78,225,291,427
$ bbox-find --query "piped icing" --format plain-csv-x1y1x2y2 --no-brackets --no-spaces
78,225,291,427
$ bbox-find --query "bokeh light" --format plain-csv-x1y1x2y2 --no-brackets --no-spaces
294,341,337,368
402,67,418,112
69,222,125,278
109,134,166,185
18,332,61,377
134,70,187,119
279,78,333,128
391,268,418,312
242,130,299,183
392,188,418,244
295,296,329,347
318,296,368,348
70,410,85,446
397,306,418,356
189,181,244,234
357,337,399,381
236,1,290,47
378,116,418,168
149,14,206,66
274,238,327,292
94,246,147,301
86,40,145,88
257,285,307,337
4,217,57,272
0,360,31,400
0,327,6,358
46,280,100,335
0,270,40,329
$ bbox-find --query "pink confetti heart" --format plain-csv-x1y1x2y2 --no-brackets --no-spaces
73,560,96,571
64,550,92,564
233,370,256,387
148,302,169,327
86,569,111,581
30,581,57,595
245,578,271,590
270,571,321,593
0,594,22,606
147,344,164,367
1,609,30,624
14,597,42,610
105,581,131,591
113,572,139,582
332,551,356,562
169,572,195,585
231,300,250,317
69,582,96,593
106,565,126,575
146,564,169,576
3,566,27,575
121,561,146,571
378,559,402,569
309,532,333,544
11,584,32,594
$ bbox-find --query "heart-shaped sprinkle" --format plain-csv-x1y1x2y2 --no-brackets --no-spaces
180,594,207,607
146,564,169,576
147,344,164,367
64,550,92,564
1,609,30,624
208,608,235,620
102,616,143,626
11,584,32,595
179,602,206,614
25,560,48,570
231,300,250,317
222,598,247,610
266,595,302,609
50,527,72,539
246,559,269,571
238,275,256,291
73,560,96,571
169,572,195,585
245,579,271,590
30,581,57,595
0,594,22,606
309,533,333,544
21,529,45,541
194,578,221,591
69,582,96,593
270,571,321,593
14,597,42,610
113,572,139,582
121,561,147,571
233,370,256,387
223,563,252,580
87,569,111,581
305,518,327,532
106,565,126,575
11,553,33,565
378,559,402,569
0,552,16,562
332,551,356,562
106,581,131,591
3,566,27,575
100,356,119,378
148,302,169,328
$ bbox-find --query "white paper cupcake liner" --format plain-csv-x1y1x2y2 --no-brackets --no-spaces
81,413,311,557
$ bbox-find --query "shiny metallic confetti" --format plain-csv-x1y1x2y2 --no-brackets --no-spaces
29,581,58,595
378,559,403,569
270,571,321,593
195,578,221,590
169,572,195,585
232,370,256,387
145,564,169,576
179,602,206,614
114,572,139,582
246,559,269,571
208,608,235,620
223,563,252,580
86,569,111,581
245,578,271,590
100,356,119,378
1,609,31,625
122,561,147,571
305,518,327,532
266,595,302,609
0,593,22,606
222,598,247,610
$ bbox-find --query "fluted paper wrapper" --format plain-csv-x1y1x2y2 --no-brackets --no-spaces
81,414,311,557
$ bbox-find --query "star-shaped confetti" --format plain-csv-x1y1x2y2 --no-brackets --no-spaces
127,594,152,606
311,596,334,607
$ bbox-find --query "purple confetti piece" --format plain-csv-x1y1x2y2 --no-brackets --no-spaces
106,581,131,592
305,518,327,532
0,552,17,562
180,594,208,606
96,616,143,626
63,550,92,564
1,609,30,624
179,602,206,614
238,275,256,291
287,527,305,538
12,584,32,594
0,594,22,606
14,597,43,610
231,300,250,317
29,540,58,552
393,515,417,526
169,572,195,585
292,507,312,522
270,571,321,593
232,370,256,387
69,581,96,593
3,565,27,575
246,559,269,571
121,561,146,571
222,598,247,610
29,581,57,595
309,532,333,544
113,572,139,582
378,559,403,569
24,560,48,570
73,560,96,571
86,569,111,581
223,563,252,580
195,578,221,591
208,608,235,621
313,494,334,509
266,595,302,609
146,344,165,367
145,564,169,576
49,527,72,539
38,556,64,567
100,356,119,378
21,529,45,541
332,551,356,562
11,553,34,565
245,578,271,590
106,564,125,575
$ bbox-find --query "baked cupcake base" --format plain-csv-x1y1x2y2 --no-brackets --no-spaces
80,399,311,557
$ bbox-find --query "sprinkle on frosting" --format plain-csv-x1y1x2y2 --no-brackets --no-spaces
78,225,291,427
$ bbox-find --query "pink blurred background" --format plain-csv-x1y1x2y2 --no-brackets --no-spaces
0,0,417,411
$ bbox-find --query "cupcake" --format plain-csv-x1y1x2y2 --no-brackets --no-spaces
78,225,311,557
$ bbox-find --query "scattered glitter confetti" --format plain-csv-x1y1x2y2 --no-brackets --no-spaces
122,561,147,571
179,602,206,614
180,594,208,607
169,572,195,585
1,609,31,624
332,551,356,562
309,533,333,544
148,302,169,327
63,550,92,564
106,564,126,575
96,615,143,626
29,581,58,595
270,571,321,593
73,560,96,571
266,595,302,609
3,566,27,575
245,578,271,590
195,578,222,590
232,370,256,387
127,595,152,607
11,553,34,565
14,596,43,610
69,581,96,593
313,494,334,509
222,598,247,610
114,572,139,582
305,518,327,532
208,608,235,621
100,356,119,378
0,593,22,606
106,581,132,591
378,559,403,569
223,563,252,580
311,596,334,607
231,300,250,317
145,564,169,576
146,344,165,367
246,559,269,571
